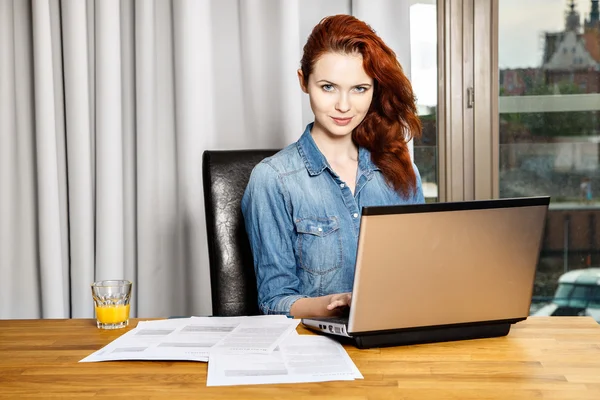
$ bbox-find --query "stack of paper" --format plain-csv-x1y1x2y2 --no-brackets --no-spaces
80,315,363,386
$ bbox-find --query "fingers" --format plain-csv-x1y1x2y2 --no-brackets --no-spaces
326,300,344,310
326,293,352,310
338,293,351,305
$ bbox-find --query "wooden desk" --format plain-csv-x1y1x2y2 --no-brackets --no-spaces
1,317,600,399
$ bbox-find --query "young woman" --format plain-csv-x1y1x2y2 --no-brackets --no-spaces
241,14,425,318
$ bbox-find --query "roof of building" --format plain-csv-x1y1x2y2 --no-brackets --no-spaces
542,1,600,70
543,30,598,70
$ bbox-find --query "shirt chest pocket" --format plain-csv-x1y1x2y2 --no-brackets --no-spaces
294,217,342,275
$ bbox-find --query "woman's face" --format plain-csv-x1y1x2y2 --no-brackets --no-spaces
298,51,374,140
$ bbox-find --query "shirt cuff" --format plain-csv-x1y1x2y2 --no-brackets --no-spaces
261,294,308,316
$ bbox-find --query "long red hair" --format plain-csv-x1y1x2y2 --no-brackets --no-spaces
300,15,422,197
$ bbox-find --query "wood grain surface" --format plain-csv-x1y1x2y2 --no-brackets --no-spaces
1,316,600,399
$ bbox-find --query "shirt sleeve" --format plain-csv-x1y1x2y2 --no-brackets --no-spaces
412,162,426,204
241,161,307,315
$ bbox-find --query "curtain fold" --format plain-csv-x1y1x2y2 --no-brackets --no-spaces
62,0,95,317
1,0,412,319
137,0,186,318
120,0,137,317
32,0,69,318
238,0,295,147
12,0,40,319
49,0,71,310
95,0,124,283
0,0,18,318
277,1,304,145
172,0,214,315
134,0,159,318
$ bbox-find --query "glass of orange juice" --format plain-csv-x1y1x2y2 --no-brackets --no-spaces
91,280,132,329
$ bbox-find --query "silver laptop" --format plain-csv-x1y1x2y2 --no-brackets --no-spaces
302,196,550,348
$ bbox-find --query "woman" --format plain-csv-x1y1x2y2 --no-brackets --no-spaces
241,14,425,318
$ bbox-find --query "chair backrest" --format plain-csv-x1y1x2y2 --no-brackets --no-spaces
202,149,279,316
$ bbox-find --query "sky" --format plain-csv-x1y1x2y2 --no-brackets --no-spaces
499,0,593,69
408,0,594,107
410,4,438,108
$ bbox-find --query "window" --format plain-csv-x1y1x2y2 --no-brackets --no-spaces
554,283,574,306
590,286,600,308
498,0,600,318
570,285,593,308
410,1,439,202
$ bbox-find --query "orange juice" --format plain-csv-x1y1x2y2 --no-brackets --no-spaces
95,304,130,324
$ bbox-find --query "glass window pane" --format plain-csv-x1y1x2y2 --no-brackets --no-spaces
499,0,600,320
590,286,600,308
554,283,574,306
570,285,592,308
410,1,438,203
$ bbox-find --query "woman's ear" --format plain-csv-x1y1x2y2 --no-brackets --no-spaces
297,69,308,93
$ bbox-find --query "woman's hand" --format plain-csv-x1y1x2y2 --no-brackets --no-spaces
290,292,353,318
326,292,352,311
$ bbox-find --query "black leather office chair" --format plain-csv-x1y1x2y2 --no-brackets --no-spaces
202,149,279,316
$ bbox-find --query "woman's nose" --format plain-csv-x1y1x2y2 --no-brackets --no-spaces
335,94,351,113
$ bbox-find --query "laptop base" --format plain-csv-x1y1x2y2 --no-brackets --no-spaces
353,319,519,349
305,318,522,349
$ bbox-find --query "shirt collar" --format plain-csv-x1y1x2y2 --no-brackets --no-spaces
296,122,380,178
358,146,380,178
296,123,330,176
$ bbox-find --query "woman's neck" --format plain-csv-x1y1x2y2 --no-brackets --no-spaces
310,124,358,165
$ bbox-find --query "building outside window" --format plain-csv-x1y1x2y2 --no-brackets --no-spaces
499,0,600,320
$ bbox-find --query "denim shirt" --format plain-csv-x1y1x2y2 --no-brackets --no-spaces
241,123,425,315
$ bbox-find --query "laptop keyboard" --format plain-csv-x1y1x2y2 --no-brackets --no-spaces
314,316,349,325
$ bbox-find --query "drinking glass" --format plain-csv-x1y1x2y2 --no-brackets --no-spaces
91,280,132,329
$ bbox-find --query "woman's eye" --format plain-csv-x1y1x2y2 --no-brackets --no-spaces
354,86,367,93
321,84,334,92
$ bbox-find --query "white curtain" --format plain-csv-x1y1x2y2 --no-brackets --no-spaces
0,0,411,319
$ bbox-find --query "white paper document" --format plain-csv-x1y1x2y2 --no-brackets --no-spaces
79,315,292,363
207,334,363,386
210,317,300,354
81,315,362,387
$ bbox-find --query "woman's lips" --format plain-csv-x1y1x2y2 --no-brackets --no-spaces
331,117,353,126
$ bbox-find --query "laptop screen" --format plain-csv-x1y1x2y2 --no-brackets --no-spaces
347,197,550,334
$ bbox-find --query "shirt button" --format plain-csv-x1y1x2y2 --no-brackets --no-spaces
317,227,323,232
353,213,358,218
340,183,345,188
